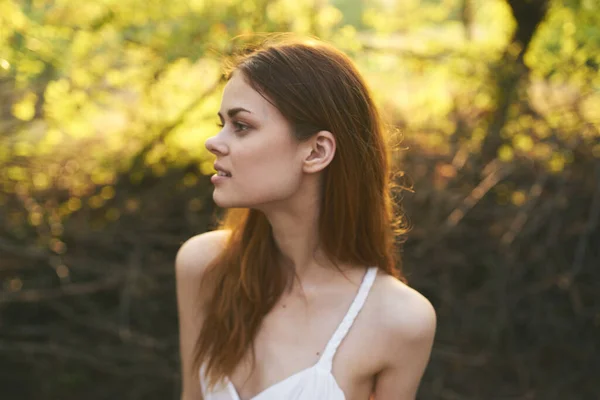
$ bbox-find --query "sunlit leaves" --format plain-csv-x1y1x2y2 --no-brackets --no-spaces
498,145,514,162
0,0,598,257
67,197,82,212
40,1,108,28
364,0,457,34
548,151,568,173
7,166,27,181
12,91,38,121
512,133,534,153
527,0,600,86
32,172,50,190
358,0,598,170
472,0,515,48
0,1,27,40
70,30,98,59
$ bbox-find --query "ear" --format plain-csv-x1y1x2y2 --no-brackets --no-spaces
302,130,336,174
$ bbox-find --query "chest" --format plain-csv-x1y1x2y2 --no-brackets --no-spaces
228,287,381,400
254,292,349,366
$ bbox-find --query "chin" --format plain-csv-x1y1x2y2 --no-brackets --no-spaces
213,192,246,209
212,194,234,208
212,185,295,210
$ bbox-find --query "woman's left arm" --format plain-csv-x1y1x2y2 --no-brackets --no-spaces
373,292,436,400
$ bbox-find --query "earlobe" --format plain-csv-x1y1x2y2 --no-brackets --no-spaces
303,131,336,173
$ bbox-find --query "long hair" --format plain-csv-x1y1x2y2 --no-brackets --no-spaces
194,36,407,389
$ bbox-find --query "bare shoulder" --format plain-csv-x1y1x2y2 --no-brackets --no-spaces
356,273,435,398
369,273,437,361
361,273,436,398
175,229,231,278
176,229,231,400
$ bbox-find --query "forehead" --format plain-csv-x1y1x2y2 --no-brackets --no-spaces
220,72,272,118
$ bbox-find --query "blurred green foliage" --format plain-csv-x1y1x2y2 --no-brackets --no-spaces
0,0,363,238
1,0,598,217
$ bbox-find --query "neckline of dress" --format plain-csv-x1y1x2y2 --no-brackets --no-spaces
226,363,329,400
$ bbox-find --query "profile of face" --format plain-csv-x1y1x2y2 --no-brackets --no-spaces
205,71,335,210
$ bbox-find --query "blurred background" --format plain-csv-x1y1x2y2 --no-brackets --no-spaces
1,0,599,399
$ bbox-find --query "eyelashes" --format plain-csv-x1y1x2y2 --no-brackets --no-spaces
216,121,250,133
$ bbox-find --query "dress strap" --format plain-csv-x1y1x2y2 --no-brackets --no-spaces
317,267,378,371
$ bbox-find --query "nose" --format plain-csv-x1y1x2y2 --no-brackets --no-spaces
205,133,229,156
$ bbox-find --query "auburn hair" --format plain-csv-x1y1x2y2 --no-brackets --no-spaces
194,35,407,389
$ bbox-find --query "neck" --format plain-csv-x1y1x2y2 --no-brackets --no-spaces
260,179,334,284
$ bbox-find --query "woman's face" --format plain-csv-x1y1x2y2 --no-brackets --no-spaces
205,71,306,209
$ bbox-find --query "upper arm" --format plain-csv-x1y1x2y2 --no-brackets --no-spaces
373,286,436,400
176,230,230,400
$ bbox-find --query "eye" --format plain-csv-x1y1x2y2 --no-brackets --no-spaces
216,120,251,133
233,121,250,132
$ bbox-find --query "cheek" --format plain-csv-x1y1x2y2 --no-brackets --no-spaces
243,156,301,195
233,143,302,201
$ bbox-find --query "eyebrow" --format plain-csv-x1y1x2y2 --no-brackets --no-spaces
217,107,252,120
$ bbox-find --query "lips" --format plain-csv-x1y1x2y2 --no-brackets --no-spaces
214,163,232,177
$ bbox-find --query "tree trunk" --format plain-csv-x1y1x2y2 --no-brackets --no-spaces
479,0,550,163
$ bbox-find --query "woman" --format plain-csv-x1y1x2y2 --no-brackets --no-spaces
176,36,436,400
